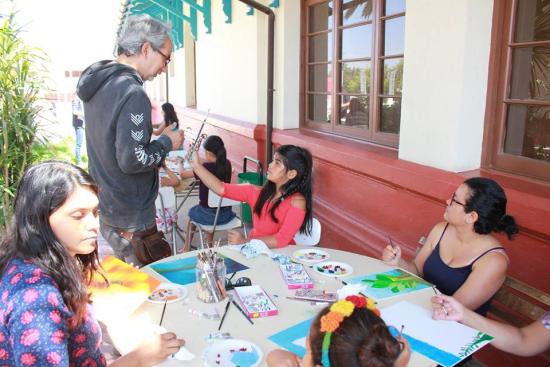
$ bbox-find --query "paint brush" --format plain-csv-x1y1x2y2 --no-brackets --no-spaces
388,235,399,260
217,300,231,330
231,299,254,325
432,285,449,316
159,300,167,326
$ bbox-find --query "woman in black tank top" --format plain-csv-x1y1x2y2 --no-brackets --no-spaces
381,177,518,315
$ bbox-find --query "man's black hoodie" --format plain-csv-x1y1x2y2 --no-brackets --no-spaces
77,60,172,229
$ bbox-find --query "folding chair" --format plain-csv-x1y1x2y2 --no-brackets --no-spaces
156,186,179,254
293,217,322,246
184,190,245,251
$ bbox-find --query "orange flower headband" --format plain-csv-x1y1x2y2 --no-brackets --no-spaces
320,295,379,367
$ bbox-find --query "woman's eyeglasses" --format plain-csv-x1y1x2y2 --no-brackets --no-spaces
450,193,466,207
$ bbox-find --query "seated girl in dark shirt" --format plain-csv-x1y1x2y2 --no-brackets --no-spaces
381,177,518,315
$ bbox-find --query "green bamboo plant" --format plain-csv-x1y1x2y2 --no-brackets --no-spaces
0,11,48,229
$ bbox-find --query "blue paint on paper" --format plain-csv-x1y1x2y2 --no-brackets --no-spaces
403,333,461,367
150,256,248,286
230,347,260,367
268,318,313,357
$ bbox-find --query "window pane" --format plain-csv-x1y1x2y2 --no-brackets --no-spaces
341,0,372,26
383,16,405,55
309,64,332,92
308,94,332,123
509,46,550,101
514,0,550,43
309,33,332,62
309,1,333,33
382,58,403,95
385,0,406,15
339,95,369,128
341,61,371,94
380,97,401,133
504,104,550,163
341,24,372,59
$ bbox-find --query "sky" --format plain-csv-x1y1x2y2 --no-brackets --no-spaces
1,0,120,91
0,0,122,140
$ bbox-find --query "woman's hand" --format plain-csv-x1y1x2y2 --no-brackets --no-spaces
228,230,246,245
133,332,184,366
431,294,464,322
381,243,401,266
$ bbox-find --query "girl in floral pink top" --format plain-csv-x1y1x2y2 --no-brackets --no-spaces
0,161,183,366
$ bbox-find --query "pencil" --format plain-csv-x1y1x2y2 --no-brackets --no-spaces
231,299,254,325
159,300,167,326
218,300,232,330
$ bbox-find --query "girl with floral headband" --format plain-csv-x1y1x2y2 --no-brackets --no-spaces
267,295,411,367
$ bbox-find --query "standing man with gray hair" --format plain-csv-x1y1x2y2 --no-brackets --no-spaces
77,15,184,265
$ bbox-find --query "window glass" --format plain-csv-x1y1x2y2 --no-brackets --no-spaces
383,17,405,55
385,0,406,15
341,24,372,59
309,1,333,33
309,33,332,62
341,61,371,94
380,98,401,133
308,94,332,123
504,105,550,162
514,0,550,43
382,58,403,96
509,46,550,101
309,64,333,93
341,0,373,26
339,95,369,128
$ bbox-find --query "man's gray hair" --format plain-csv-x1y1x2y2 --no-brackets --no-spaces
117,14,172,56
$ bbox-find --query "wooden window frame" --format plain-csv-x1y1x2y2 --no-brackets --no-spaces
301,0,404,147
483,0,550,181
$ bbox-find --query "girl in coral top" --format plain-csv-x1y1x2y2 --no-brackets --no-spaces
191,145,313,248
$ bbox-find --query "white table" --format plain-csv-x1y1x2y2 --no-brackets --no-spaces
118,246,437,367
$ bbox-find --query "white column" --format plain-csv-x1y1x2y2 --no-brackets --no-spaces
398,0,494,172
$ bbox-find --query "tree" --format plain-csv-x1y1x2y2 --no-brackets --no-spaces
0,9,47,229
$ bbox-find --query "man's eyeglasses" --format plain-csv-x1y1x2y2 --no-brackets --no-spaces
154,48,171,67
450,193,466,207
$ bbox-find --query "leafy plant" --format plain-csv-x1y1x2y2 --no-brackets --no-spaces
0,9,48,229
361,273,429,293
458,331,493,358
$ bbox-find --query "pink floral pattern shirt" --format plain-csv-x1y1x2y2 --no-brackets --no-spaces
0,258,106,366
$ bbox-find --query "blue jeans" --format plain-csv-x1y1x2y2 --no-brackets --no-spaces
188,205,235,225
99,219,156,266
74,127,84,163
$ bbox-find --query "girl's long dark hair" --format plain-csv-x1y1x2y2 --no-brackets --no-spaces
162,102,179,128
253,145,313,235
203,135,231,182
0,160,101,328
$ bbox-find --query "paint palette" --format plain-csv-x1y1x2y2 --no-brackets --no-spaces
147,283,188,303
314,261,353,278
292,248,330,263
203,339,263,367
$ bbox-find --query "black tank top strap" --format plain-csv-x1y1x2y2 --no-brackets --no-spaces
470,247,506,265
434,223,450,248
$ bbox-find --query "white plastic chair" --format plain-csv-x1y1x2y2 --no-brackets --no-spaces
186,190,244,250
293,217,321,246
